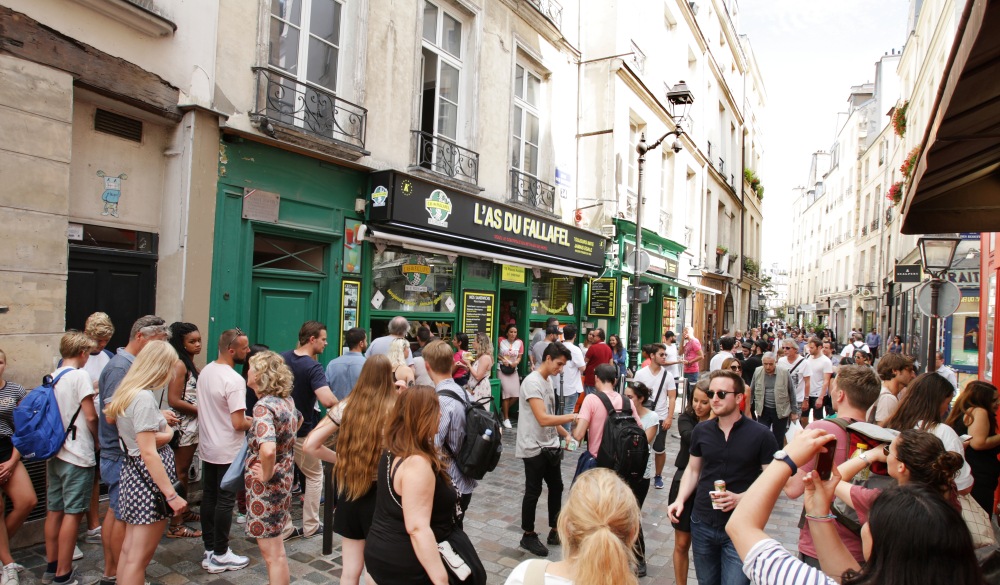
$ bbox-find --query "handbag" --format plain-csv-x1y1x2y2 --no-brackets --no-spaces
220,434,249,493
958,492,998,548
499,363,516,375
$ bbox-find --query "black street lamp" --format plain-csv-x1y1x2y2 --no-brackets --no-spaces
917,235,960,374
628,81,695,375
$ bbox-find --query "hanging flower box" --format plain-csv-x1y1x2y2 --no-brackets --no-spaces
892,101,908,137
886,181,904,206
900,147,920,178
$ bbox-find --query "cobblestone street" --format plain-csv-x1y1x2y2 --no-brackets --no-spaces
13,417,803,585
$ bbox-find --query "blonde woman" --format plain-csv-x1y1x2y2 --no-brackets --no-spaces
387,338,415,388
245,351,302,585
104,341,187,585
303,355,396,585
505,468,641,585
469,333,493,401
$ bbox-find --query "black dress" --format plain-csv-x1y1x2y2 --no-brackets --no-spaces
365,451,459,584
952,415,1000,516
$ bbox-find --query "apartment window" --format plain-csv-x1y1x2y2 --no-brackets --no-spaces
512,64,542,178
420,1,464,143
864,158,870,182
268,0,343,93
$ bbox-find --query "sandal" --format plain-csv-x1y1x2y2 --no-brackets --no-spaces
182,510,201,523
167,524,202,539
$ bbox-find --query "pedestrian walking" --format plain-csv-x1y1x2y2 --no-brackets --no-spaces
498,324,524,429
668,378,711,585
303,355,395,585
608,334,627,379
552,325,585,430
804,337,833,424
749,353,798,448
947,380,1000,517
504,469,641,585
105,340,187,585
516,343,577,557
365,316,413,365
81,313,114,545
165,322,202,539
197,328,252,573
776,339,808,427
468,333,494,402
633,343,676,490
681,327,704,400
582,330,612,396
865,328,882,359
244,351,302,585
0,348,33,585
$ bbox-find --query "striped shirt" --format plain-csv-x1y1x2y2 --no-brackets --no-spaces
0,381,27,438
743,539,837,585
436,378,477,495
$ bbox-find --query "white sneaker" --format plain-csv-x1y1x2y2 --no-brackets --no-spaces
235,512,246,525
2,564,18,585
9,565,22,574
201,550,212,570
84,527,102,544
72,545,83,561
205,549,249,574
503,419,512,429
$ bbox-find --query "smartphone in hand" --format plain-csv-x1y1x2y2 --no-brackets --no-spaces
815,438,838,480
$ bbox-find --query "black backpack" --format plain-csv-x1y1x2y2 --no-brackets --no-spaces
437,389,503,480
594,392,649,483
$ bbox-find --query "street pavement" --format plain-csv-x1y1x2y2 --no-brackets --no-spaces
14,419,803,585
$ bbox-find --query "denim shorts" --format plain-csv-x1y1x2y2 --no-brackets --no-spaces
100,454,124,516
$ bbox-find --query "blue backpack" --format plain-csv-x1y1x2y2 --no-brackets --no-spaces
12,370,82,462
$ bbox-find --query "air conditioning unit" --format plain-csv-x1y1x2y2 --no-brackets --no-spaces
600,224,617,238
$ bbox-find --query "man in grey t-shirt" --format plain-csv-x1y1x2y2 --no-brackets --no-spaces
515,342,577,558
530,324,560,370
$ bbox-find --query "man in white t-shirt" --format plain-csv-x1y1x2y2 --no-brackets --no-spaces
777,339,809,426
633,344,676,490
552,325,585,430
45,331,100,585
663,331,683,380
197,329,252,573
935,352,959,392
804,337,833,423
709,336,736,371
839,332,870,359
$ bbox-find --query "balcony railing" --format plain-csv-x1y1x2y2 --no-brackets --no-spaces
886,207,893,225
526,0,563,29
871,218,880,231
251,67,366,149
861,225,868,236
509,169,556,214
412,131,480,184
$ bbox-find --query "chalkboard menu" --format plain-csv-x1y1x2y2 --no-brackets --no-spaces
588,278,617,317
462,291,495,339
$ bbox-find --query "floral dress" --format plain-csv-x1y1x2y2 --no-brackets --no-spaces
244,395,302,539
169,372,199,447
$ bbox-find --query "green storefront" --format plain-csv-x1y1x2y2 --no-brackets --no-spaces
595,218,687,369
363,171,608,404
209,138,367,362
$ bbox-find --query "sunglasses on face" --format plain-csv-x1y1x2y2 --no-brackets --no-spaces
883,444,891,456
730,365,742,370
706,390,741,399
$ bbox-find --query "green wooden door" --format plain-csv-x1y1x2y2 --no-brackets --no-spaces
250,273,323,352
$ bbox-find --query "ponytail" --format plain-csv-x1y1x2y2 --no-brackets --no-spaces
896,429,963,499
572,526,636,585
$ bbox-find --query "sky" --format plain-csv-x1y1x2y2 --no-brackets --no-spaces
739,0,910,269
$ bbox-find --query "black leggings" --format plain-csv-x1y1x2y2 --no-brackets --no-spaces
631,477,650,564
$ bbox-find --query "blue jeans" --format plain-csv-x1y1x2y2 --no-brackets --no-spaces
562,392,578,432
684,372,700,401
691,516,749,585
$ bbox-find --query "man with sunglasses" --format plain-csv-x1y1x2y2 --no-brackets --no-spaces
667,369,778,585
634,344,676,490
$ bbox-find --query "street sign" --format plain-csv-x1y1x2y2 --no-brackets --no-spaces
624,246,651,273
627,284,651,304
894,263,922,283
916,280,962,317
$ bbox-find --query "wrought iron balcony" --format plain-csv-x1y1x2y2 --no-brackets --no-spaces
251,67,366,149
412,131,479,184
871,218,880,231
861,225,868,236
509,169,556,214
526,0,563,29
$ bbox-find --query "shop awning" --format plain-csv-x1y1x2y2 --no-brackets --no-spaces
641,272,686,290
901,0,1000,233
680,279,723,296
362,226,601,278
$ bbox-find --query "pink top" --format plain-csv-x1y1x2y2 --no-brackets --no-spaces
196,361,248,465
578,391,641,457
683,337,703,373
850,485,880,526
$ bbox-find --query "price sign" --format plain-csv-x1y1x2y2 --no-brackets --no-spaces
462,291,495,339
588,278,617,317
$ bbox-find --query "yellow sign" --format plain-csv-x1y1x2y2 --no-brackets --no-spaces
502,265,525,283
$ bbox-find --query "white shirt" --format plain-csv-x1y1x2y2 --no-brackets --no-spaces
936,365,959,391
665,343,681,378
777,356,807,402
633,365,675,420
806,354,834,398
709,351,734,372
51,367,97,468
505,560,573,585
840,341,870,358
553,342,585,397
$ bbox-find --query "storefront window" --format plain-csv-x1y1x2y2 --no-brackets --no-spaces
950,290,980,370
530,273,576,316
464,258,494,281
662,297,678,335
371,247,455,312
987,275,996,379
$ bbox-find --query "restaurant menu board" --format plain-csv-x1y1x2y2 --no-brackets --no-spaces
340,280,361,353
462,291,495,340
662,297,678,335
587,278,617,317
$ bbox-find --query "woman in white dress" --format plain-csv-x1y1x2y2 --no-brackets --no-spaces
498,325,524,429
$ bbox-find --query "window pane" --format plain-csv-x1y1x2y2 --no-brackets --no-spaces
269,16,300,73
525,112,539,144
423,2,438,43
523,144,538,176
372,248,456,313
515,65,524,98
309,0,341,46
306,38,338,91
512,107,522,140
526,73,540,106
442,12,462,58
439,62,459,104
271,0,302,26
438,101,458,139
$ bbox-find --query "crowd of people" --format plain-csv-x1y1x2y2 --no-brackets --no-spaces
0,315,994,585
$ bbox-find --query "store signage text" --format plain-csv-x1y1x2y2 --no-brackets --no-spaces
502,264,525,283
473,202,570,247
946,269,980,287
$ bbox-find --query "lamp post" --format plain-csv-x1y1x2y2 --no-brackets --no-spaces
628,81,694,375
917,235,960,374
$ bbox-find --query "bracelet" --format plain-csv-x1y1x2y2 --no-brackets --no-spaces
165,493,178,502
805,513,836,522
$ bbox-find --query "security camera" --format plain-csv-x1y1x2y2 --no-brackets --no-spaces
672,140,683,153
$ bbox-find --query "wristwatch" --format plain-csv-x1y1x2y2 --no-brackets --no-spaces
773,450,797,475
858,450,871,465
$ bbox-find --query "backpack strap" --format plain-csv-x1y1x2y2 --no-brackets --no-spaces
524,559,551,585
51,369,83,441
651,370,668,411
437,388,468,405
